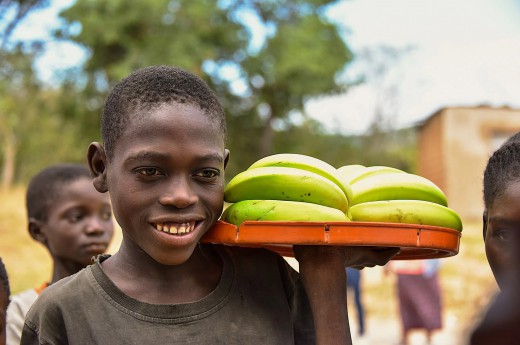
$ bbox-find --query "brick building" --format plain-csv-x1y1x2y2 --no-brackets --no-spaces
417,106,520,223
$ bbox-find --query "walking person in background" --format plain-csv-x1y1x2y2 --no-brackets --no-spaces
346,267,365,338
6,164,114,345
387,259,443,345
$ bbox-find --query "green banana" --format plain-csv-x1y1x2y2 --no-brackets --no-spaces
346,165,404,185
249,153,353,204
337,165,366,185
350,172,448,206
350,200,463,232
224,166,349,213
221,199,349,226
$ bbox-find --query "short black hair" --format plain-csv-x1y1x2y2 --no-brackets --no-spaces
0,257,10,304
101,65,226,161
503,131,520,146
26,164,92,221
483,142,520,210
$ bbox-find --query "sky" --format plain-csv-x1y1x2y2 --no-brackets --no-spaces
306,0,520,134
9,0,520,135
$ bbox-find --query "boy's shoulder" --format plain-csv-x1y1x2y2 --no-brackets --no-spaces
215,244,298,281
220,243,277,256
215,244,286,264
29,265,93,310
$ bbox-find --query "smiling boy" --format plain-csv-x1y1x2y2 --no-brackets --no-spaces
20,66,397,345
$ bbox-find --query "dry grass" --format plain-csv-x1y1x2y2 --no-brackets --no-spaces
0,186,51,294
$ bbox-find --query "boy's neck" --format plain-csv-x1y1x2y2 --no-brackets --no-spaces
100,243,223,304
50,259,87,285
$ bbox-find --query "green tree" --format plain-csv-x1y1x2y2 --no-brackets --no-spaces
55,0,353,175
237,0,352,156
0,48,92,186
0,47,41,188
0,0,50,188
0,0,49,49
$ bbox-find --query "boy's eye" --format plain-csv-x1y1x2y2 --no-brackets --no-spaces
100,210,112,221
195,169,220,179
497,229,513,241
67,212,84,223
136,167,162,176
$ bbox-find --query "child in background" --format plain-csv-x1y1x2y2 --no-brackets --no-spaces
7,164,114,345
0,258,10,345
469,139,520,344
20,65,398,345
481,134,520,289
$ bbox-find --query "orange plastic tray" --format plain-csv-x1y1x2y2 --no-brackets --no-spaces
201,220,461,260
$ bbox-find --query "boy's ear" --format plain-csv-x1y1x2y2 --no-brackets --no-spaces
482,211,488,241
88,142,109,193
28,217,47,245
224,149,230,169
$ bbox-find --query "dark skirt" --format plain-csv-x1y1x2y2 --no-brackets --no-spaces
397,273,443,331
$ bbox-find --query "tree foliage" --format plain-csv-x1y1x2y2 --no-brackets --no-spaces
55,0,352,175
0,0,52,187
0,0,49,49
0,1,417,187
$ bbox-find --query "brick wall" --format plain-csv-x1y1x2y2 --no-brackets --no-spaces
418,106,520,223
418,110,445,191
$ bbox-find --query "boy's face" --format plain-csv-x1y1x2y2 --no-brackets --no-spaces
95,102,228,266
33,178,114,267
484,181,520,289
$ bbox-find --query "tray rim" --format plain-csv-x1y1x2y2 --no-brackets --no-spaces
200,220,461,260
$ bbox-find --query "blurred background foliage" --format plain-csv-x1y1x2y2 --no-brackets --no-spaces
0,0,417,188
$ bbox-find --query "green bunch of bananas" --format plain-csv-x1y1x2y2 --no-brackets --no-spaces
337,165,463,232
222,154,351,225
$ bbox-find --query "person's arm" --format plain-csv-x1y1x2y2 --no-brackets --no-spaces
19,324,40,345
294,245,399,345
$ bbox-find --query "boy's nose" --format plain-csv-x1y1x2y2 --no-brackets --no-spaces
85,216,111,235
159,177,198,208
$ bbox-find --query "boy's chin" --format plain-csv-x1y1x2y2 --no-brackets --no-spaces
152,247,198,267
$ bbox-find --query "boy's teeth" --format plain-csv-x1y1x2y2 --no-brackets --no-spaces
156,222,194,234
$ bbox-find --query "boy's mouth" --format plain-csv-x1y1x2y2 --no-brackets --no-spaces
154,221,196,235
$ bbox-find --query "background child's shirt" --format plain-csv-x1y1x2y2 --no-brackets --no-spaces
6,282,48,345
20,244,315,345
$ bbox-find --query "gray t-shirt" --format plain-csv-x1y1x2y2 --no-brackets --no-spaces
21,244,315,344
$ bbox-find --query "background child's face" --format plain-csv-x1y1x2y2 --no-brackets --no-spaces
37,177,114,267
103,102,228,266
485,181,520,289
